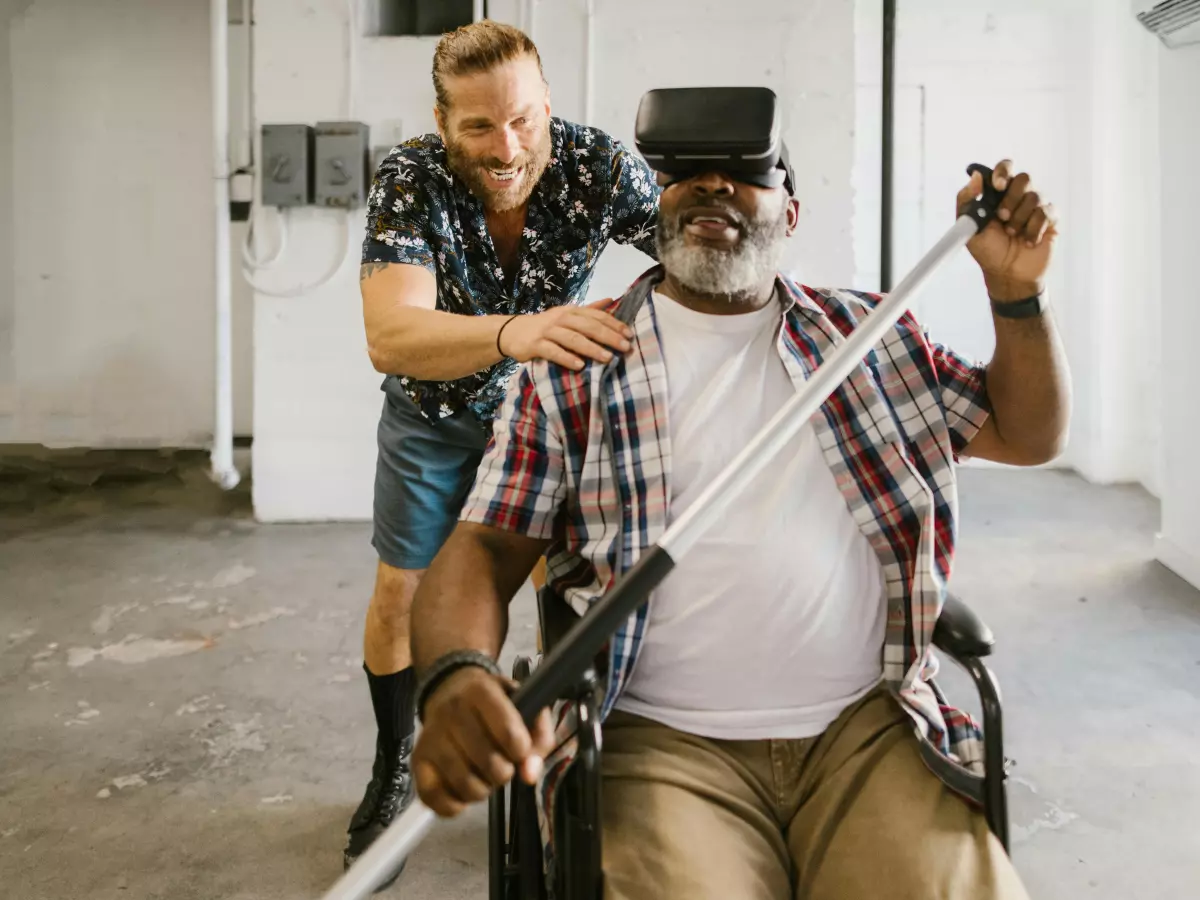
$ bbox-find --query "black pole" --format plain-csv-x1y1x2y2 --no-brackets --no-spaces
881,0,896,292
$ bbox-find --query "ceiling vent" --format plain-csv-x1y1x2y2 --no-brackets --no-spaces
1134,0,1200,48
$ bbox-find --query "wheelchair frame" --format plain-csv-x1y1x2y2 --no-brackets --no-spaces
489,588,1009,900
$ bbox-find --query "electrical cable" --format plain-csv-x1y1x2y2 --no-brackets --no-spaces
241,208,355,298
239,0,359,296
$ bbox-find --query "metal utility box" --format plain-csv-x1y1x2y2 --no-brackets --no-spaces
314,121,371,209
261,124,314,207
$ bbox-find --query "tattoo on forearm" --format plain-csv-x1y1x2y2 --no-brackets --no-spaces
360,262,389,282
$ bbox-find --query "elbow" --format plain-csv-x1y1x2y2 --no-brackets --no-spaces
1012,427,1070,467
366,334,410,376
366,342,391,374
1020,441,1066,467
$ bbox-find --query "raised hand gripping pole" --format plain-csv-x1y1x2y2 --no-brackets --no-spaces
320,164,1002,900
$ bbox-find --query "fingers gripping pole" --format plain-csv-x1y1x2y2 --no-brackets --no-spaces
321,165,1002,899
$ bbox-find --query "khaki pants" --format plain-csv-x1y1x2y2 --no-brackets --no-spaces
600,688,1028,900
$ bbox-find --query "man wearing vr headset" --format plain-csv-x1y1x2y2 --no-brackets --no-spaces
409,87,1067,898
349,20,659,878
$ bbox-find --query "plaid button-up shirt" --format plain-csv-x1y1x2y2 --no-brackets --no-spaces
461,268,992,862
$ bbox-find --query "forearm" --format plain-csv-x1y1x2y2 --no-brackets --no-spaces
368,305,510,380
411,523,546,674
984,290,1072,463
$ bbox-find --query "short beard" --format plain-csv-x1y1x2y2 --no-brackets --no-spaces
444,123,552,213
656,199,789,302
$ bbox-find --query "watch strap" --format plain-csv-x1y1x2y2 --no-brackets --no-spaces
416,649,503,723
990,293,1045,319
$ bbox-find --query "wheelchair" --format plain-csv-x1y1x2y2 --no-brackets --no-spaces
490,587,1009,900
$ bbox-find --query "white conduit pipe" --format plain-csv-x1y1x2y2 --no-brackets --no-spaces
241,0,253,169
583,0,595,124
474,0,485,23
210,0,240,490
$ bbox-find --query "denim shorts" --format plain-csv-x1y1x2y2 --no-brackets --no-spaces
372,383,490,570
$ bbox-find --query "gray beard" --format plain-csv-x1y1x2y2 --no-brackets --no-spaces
656,203,789,301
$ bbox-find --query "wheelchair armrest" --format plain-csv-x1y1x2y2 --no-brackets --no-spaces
932,594,995,659
538,585,583,655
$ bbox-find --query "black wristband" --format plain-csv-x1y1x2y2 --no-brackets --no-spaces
990,293,1045,319
496,314,520,358
416,649,503,723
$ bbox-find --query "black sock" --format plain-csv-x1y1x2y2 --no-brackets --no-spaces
364,664,416,759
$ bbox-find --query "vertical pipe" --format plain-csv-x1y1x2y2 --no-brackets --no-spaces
210,0,240,490
583,0,595,124
474,0,484,23
239,0,253,169
881,0,896,292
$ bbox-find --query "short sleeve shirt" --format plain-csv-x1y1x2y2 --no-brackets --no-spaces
362,117,661,423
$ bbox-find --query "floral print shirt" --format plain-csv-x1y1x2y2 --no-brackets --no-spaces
362,117,661,423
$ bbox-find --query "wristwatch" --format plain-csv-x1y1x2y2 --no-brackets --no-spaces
990,293,1045,319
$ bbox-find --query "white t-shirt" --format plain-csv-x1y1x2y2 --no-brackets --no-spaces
615,292,887,740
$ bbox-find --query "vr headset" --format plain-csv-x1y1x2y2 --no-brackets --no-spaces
634,86,795,195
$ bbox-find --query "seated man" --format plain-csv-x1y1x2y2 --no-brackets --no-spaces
409,115,1068,898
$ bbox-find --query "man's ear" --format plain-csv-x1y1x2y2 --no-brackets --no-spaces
543,84,552,119
434,106,446,142
785,197,800,235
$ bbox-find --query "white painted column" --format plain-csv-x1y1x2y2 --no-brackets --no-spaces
1155,39,1200,591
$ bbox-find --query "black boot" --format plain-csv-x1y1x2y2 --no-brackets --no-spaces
344,666,416,888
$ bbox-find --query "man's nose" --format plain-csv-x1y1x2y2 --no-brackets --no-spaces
492,126,521,165
689,170,736,195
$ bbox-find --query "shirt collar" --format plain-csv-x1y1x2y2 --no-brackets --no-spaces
776,273,827,317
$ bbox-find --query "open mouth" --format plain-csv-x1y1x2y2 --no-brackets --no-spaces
682,207,742,241
485,165,523,186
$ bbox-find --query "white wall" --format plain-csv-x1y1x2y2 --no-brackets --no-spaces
251,0,856,521
0,0,249,448
0,6,15,396
853,0,1163,491
0,1,36,410
1155,39,1200,591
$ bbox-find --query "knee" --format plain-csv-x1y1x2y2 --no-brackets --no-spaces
369,566,422,631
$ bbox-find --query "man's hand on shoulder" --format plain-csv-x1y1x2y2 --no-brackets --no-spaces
500,305,634,372
412,666,556,818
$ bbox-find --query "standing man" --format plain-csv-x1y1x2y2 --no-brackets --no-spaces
348,20,659,877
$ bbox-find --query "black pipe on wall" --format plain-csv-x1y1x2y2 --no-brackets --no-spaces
881,0,896,292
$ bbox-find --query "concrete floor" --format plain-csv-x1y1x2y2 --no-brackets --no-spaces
1,464,1198,899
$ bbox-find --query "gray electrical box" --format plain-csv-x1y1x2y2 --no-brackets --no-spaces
261,124,314,207
314,121,371,208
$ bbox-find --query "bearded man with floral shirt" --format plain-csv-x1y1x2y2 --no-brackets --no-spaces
348,20,659,882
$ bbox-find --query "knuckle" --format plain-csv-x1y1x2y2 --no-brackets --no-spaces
504,723,531,756
488,755,516,783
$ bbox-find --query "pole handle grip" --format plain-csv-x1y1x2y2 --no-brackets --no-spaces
963,163,1004,233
